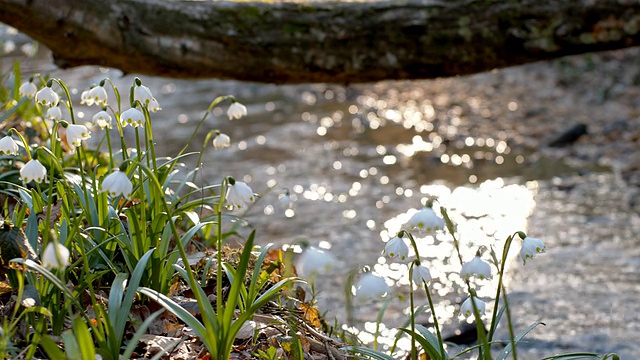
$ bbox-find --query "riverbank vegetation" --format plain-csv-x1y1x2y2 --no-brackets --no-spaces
0,66,620,360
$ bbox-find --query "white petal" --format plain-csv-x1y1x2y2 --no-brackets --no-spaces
460,256,492,280
460,297,486,317
227,102,247,120
407,207,444,232
412,264,432,286
88,86,108,107
19,82,37,98
92,110,113,129
383,236,409,261
66,124,91,147
519,237,547,265
212,133,231,149
0,136,19,155
120,108,145,128
355,273,389,300
296,247,337,280
226,181,254,208
20,159,47,183
101,170,133,198
46,106,63,121
35,87,59,107
42,242,70,269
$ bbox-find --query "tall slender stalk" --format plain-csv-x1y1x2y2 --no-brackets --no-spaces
441,208,491,359
405,231,445,359
216,179,229,318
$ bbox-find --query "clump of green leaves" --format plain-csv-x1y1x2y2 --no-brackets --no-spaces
0,64,296,360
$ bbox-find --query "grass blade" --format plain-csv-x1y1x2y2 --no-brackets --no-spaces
496,321,544,360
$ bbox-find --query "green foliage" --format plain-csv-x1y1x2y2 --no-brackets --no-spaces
256,345,283,360
0,67,298,359
140,231,298,360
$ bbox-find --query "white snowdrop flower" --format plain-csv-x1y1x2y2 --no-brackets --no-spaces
3,40,16,54
412,264,432,286
41,242,70,269
20,42,38,57
20,159,47,183
80,89,92,105
120,108,145,128
65,124,91,147
355,273,389,301
46,105,63,121
100,170,133,198
460,297,486,318
460,256,492,280
0,136,19,155
407,207,444,232
87,85,108,107
226,181,255,209
296,247,337,280
35,87,59,107
92,110,113,129
21,297,36,308
212,132,231,149
146,97,161,112
227,101,247,120
383,236,409,261
278,191,293,209
19,81,37,98
134,84,161,112
519,236,547,265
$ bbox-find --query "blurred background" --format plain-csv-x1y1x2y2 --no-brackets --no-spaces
2,25,639,358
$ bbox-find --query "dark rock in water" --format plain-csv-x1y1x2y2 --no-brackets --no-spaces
443,323,484,346
547,123,588,147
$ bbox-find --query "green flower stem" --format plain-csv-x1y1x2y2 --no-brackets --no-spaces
140,106,157,171
71,214,101,338
216,179,228,318
132,127,148,259
441,208,491,360
50,79,76,124
134,127,142,164
42,167,56,245
487,234,513,340
135,162,216,344
112,111,129,163
9,128,32,159
408,264,417,360
422,278,444,355
191,130,219,184
405,232,446,359
501,283,518,360
487,233,520,359
177,95,233,158
102,78,125,165
103,78,122,115
104,125,115,169
51,79,93,225
75,146,93,225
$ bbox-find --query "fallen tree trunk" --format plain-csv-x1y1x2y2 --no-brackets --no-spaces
1,0,639,84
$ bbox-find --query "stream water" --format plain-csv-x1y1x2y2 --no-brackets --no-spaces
2,27,640,359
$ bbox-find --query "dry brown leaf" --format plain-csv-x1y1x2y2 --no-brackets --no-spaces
0,281,12,296
300,302,321,328
139,334,190,359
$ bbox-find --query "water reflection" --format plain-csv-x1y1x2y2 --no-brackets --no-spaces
341,178,537,353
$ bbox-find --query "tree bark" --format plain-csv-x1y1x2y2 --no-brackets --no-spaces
1,0,639,84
